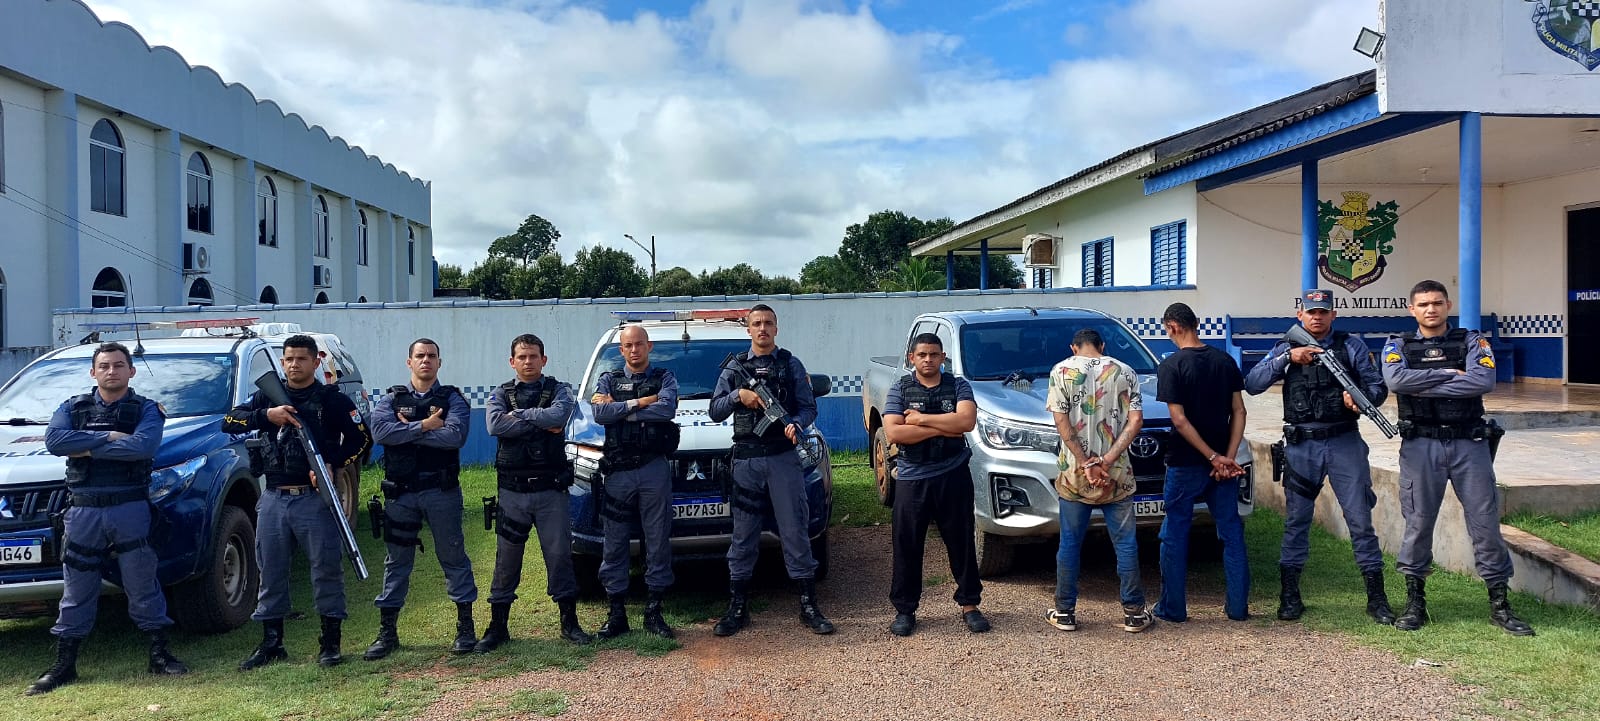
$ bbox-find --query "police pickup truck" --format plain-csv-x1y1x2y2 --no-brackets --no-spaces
565,309,835,580
861,307,1254,576
0,318,269,632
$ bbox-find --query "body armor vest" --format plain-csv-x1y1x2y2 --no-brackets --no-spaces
731,349,798,451
895,373,967,465
1283,331,1360,426
259,384,333,488
600,367,680,472
1396,328,1485,426
381,384,463,489
64,392,152,490
494,377,571,487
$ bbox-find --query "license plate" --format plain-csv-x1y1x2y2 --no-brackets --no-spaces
672,501,730,520
1133,499,1166,517
0,539,44,566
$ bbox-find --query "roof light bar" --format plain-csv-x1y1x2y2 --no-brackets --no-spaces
610,309,752,323
78,321,166,332
691,309,750,321
172,317,260,329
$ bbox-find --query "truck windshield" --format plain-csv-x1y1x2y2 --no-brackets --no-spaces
584,340,752,400
0,354,237,423
960,319,1158,380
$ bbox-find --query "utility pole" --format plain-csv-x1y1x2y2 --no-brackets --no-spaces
623,233,657,278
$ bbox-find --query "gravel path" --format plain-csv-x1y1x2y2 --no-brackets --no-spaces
417,526,1484,721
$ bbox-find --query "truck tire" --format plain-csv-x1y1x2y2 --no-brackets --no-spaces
810,530,830,581
872,426,895,507
335,464,360,526
170,505,258,634
974,528,1014,578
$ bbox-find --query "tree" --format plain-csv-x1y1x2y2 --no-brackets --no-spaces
649,267,703,297
699,264,767,296
435,263,466,289
487,213,561,268
563,246,648,299
837,210,930,290
949,254,1025,290
760,276,802,295
880,257,945,292
799,254,867,293
514,252,567,299
465,256,523,300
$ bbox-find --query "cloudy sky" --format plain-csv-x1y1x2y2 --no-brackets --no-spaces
85,0,1378,276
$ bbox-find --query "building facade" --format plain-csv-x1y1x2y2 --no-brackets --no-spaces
0,0,433,349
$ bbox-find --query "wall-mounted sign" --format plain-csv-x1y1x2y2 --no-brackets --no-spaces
1524,0,1600,72
1318,191,1399,292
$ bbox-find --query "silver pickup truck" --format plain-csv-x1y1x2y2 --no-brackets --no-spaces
861,307,1253,576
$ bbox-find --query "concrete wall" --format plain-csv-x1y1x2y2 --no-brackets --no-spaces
0,347,50,385
0,77,50,348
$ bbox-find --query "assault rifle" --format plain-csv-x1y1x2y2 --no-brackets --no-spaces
718,354,796,440
1283,324,1399,439
253,369,371,579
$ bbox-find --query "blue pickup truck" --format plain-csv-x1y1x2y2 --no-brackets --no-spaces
0,331,268,632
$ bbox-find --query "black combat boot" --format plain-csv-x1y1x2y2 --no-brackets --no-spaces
147,630,189,675
596,593,630,640
798,578,835,635
238,619,289,671
713,579,751,637
558,599,594,645
1363,570,1396,625
364,607,401,660
1394,574,1428,632
642,589,675,639
1488,583,1535,637
1277,564,1305,621
451,602,477,655
475,602,512,653
317,616,344,667
26,636,82,695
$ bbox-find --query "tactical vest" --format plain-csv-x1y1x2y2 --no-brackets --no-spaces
600,367,680,472
494,377,571,487
731,349,798,451
258,384,333,488
1395,328,1485,426
1283,331,1360,426
895,373,967,465
64,392,152,491
381,384,463,489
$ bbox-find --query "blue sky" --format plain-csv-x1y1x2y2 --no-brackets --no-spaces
88,0,1378,274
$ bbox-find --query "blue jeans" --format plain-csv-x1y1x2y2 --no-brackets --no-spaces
1154,465,1250,621
1055,497,1144,611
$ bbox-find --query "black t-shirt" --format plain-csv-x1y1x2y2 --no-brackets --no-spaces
1156,345,1245,468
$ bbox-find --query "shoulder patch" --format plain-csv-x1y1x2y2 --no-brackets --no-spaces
155,402,169,418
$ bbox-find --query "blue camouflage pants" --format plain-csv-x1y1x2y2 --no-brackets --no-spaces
375,486,478,608
53,500,172,638
1397,437,1513,585
253,488,347,621
727,451,817,582
598,456,674,596
1280,431,1384,573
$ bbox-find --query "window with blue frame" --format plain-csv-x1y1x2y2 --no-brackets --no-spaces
1151,220,1186,286
1081,237,1113,287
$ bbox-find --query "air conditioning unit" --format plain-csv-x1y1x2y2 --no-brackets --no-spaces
1021,233,1059,268
182,243,212,274
313,265,333,288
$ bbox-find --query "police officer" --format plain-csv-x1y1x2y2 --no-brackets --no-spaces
228,334,370,671
366,338,479,658
708,304,833,637
476,333,591,650
29,342,186,695
883,333,990,637
590,323,679,639
1245,289,1394,624
1382,280,1533,636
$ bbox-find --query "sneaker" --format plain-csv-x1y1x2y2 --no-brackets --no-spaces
1045,608,1077,632
1122,605,1154,633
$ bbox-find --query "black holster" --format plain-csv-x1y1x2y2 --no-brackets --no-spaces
50,508,68,559
482,496,498,532
366,495,385,540
1486,420,1506,462
1273,439,1323,500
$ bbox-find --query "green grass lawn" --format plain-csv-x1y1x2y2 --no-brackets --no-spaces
1504,511,1600,564
829,451,891,528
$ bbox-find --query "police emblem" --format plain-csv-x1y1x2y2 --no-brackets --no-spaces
1529,1,1600,71
941,400,955,412
1424,348,1445,359
1317,191,1398,292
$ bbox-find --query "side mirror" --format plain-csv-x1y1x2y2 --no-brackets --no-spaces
809,373,831,398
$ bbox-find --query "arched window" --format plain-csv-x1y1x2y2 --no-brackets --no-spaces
91,267,126,308
357,295,368,303
408,226,416,276
315,291,330,304
186,278,214,306
356,209,369,266
186,152,212,233
89,119,125,215
313,195,330,258
257,176,277,247
259,285,278,304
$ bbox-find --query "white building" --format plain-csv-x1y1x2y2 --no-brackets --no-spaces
0,0,433,349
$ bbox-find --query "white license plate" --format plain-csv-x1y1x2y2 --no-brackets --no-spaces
0,539,44,566
672,502,730,520
1133,499,1166,517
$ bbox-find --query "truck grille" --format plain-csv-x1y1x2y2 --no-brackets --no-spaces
667,452,732,497
1128,429,1171,481
0,481,69,533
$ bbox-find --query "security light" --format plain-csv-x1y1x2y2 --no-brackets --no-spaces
1353,27,1385,59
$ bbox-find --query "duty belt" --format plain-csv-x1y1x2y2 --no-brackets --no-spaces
732,441,792,459
497,474,565,493
1397,422,1494,441
1282,421,1359,444
382,471,457,499
270,485,316,497
68,487,147,507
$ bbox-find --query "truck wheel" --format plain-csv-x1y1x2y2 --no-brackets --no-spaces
872,426,895,507
810,530,830,581
335,464,360,526
974,528,1014,577
170,506,258,634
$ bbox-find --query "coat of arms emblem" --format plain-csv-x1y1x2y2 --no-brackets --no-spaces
1528,0,1600,71
1317,191,1398,292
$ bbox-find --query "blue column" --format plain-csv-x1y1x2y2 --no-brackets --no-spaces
1300,159,1318,292
979,239,989,290
1459,112,1482,329
945,251,954,291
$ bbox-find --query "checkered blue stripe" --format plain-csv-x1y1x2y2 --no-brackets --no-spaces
1498,314,1564,337
831,375,865,394
447,379,870,407
458,385,498,407
1122,316,1225,338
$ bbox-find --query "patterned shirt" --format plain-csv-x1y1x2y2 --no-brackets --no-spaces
1045,355,1141,504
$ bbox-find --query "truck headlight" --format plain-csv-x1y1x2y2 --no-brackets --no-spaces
976,410,1060,455
149,455,206,503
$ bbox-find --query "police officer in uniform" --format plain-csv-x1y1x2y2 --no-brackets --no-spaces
229,335,370,671
29,342,187,695
367,339,479,658
476,334,591,650
1245,289,1394,624
590,323,680,639
883,333,990,637
708,304,833,637
1382,280,1533,636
